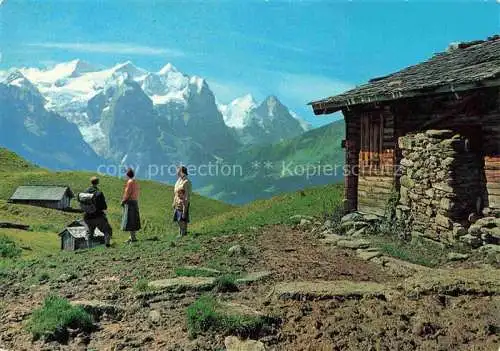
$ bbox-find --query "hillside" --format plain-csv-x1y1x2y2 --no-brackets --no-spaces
197,119,345,203
0,148,233,255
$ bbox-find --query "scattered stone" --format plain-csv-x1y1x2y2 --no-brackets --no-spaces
236,271,272,285
149,310,161,324
475,217,498,228
350,227,368,238
228,245,244,256
148,276,216,292
447,252,469,261
336,239,370,250
319,234,344,245
362,214,380,222
224,336,266,351
357,250,382,261
274,280,387,300
321,219,333,230
341,212,362,224
459,234,482,248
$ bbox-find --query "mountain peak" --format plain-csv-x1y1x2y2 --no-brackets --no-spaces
112,61,146,78
159,63,178,75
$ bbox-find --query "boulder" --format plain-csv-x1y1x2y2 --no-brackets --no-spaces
341,212,362,224
299,218,312,227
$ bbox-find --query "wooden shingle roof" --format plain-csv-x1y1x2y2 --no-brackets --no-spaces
310,35,500,114
10,186,74,201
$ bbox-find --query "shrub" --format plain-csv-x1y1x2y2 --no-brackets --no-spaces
213,275,239,293
134,278,151,292
27,295,94,341
0,236,22,258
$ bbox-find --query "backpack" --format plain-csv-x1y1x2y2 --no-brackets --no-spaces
78,192,97,214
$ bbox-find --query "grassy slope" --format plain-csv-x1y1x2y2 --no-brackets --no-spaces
197,120,345,204
0,148,233,256
0,148,344,257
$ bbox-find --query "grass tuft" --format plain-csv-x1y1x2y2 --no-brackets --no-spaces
26,295,94,341
0,235,22,259
186,296,271,338
213,275,239,293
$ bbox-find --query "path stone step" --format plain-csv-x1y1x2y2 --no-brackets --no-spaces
225,336,266,351
236,271,272,285
273,280,387,301
148,276,216,292
404,268,500,297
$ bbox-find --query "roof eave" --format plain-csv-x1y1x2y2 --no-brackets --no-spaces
309,78,500,116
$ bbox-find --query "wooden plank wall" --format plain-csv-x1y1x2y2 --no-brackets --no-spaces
343,112,360,212
357,107,396,215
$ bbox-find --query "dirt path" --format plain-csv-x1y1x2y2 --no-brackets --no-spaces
0,226,499,350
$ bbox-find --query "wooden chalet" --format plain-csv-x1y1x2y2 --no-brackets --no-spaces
310,36,500,238
9,186,74,210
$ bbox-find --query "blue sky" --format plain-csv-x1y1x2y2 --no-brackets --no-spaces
1,0,498,127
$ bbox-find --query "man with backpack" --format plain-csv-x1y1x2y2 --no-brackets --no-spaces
78,176,113,247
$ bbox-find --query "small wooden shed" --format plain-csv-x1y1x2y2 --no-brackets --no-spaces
310,36,500,242
59,220,105,251
9,186,74,210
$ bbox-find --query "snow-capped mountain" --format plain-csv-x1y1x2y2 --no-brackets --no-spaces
218,94,310,145
0,59,312,176
0,70,103,170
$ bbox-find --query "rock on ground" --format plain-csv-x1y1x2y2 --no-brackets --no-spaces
336,239,371,249
148,276,215,292
225,336,266,351
236,271,272,285
403,268,500,296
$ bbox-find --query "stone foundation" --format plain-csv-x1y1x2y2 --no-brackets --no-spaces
397,130,486,244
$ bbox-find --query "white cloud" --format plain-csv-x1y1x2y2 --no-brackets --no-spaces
26,42,184,57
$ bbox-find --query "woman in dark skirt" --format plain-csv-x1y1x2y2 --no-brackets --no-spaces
121,168,141,243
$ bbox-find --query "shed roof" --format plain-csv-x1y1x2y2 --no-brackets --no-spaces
9,186,74,201
310,35,500,114
59,226,104,238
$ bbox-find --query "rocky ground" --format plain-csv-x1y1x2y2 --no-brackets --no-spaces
1,222,499,351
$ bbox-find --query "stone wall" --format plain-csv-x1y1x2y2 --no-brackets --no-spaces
396,130,486,244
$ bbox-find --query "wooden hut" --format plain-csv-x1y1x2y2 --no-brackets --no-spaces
310,36,500,242
59,220,105,251
9,186,74,210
